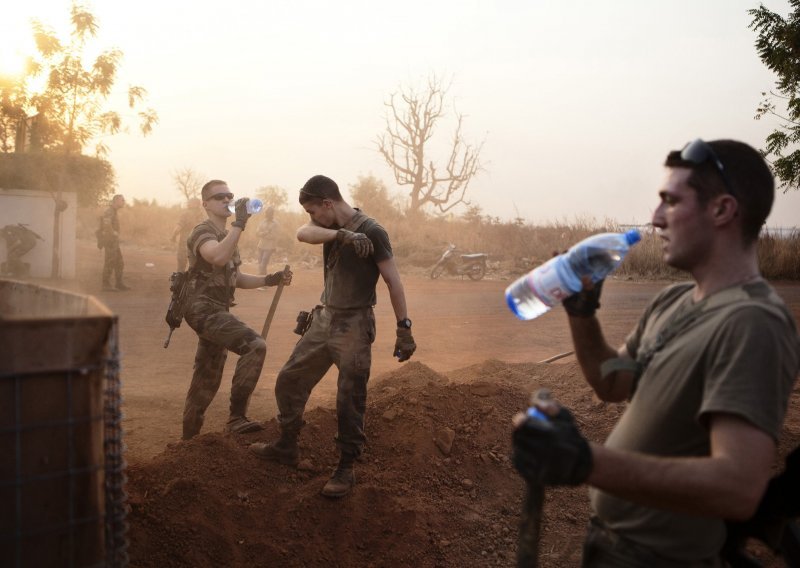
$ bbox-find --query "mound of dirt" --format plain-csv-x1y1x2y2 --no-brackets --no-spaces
125,360,792,567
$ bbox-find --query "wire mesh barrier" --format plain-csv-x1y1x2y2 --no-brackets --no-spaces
0,279,128,567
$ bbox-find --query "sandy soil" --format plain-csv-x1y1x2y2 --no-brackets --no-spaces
58,241,800,566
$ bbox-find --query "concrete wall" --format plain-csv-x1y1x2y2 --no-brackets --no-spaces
0,189,76,279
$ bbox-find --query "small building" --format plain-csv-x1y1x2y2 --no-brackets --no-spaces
0,189,76,279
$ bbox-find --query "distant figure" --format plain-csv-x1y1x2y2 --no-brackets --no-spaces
98,194,130,291
0,223,43,277
255,207,279,275
171,197,204,272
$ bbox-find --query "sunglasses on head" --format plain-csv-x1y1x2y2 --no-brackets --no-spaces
679,139,736,197
208,192,234,201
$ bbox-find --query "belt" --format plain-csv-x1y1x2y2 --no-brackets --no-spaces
321,304,373,312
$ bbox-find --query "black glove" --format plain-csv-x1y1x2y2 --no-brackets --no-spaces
264,269,292,287
231,198,251,230
512,406,592,486
337,229,373,258
563,279,604,318
394,328,416,362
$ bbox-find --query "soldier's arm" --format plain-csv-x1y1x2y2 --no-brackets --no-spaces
377,257,409,323
197,228,242,267
296,222,337,244
569,315,635,402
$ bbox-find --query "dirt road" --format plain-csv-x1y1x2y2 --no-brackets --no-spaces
64,241,800,463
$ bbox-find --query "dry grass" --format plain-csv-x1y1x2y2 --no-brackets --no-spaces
76,204,796,281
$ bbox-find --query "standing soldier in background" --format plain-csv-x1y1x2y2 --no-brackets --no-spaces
256,206,279,275
250,174,417,498
182,179,292,439
99,194,130,291
171,197,204,272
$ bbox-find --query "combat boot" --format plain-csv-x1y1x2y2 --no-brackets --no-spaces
182,416,203,440
227,395,264,434
321,452,356,498
249,429,299,465
225,416,264,434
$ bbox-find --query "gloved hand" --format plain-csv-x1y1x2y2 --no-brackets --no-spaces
512,404,592,486
337,229,373,258
264,269,292,287
563,278,604,318
231,198,251,230
394,328,416,362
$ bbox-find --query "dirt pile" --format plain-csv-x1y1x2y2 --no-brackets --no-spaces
125,360,615,567
125,359,792,567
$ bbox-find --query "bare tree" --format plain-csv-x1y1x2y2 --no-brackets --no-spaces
172,167,204,201
376,75,484,215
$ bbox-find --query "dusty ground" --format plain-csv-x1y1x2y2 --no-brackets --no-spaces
54,241,800,566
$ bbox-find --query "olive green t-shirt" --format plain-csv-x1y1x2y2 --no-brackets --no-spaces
321,215,392,309
590,279,799,563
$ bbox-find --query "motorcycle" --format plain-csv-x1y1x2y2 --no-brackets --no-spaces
430,243,488,281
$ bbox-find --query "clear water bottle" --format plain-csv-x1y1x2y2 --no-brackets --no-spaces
227,198,263,214
505,229,641,321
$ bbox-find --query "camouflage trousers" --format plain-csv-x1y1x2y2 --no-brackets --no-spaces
275,306,375,457
182,298,266,439
102,241,124,286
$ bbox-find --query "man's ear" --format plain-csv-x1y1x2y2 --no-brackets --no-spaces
712,195,738,225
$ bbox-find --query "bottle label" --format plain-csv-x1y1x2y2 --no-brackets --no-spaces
527,257,573,307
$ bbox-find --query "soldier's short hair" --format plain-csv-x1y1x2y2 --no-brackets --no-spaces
299,175,342,204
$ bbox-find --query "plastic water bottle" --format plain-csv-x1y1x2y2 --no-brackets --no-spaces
505,229,641,321
227,198,263,214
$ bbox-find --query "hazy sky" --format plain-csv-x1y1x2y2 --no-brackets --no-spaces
4,0,800,228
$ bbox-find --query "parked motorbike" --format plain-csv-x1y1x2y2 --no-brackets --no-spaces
430,243,488,281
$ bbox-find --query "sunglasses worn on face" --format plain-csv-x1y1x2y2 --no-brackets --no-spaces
680,139,736,197
209,192,234,201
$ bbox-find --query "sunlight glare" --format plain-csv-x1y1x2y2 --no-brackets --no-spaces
0,21,31,78
0,0,70,78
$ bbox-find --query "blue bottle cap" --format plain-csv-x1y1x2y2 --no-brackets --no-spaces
624,229,641,245
526,407,549,422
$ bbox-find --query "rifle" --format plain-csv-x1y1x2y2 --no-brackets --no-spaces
163,271,191,348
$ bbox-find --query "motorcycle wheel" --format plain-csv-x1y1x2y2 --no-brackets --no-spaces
467,263,486,281
430,263,446,279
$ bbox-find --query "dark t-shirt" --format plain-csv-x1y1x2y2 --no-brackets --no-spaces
321,215,392,309
186,220,240,305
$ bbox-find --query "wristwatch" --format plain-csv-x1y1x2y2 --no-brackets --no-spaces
397,318,412,329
